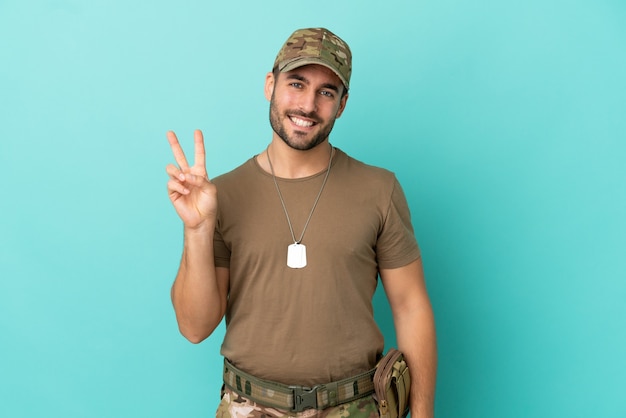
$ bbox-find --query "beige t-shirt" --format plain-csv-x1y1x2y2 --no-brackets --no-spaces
213,148,420,386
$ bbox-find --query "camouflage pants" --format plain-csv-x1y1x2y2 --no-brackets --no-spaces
216,387,379,418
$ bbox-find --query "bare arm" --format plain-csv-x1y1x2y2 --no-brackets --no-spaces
166,130,229,343
380,258,437,418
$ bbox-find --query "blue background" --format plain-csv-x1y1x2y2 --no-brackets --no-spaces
1,0,625,417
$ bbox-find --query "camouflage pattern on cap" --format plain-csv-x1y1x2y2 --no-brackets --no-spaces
273,28,352,89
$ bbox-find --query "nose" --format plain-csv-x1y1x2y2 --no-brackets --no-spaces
297,90,317,114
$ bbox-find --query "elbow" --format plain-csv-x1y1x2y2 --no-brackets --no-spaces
184,333,208,344
179,327,211,344
177,321,214,344
176,314,224,343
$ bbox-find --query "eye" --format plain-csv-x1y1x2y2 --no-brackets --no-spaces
320,90,335,98
289,82,303,89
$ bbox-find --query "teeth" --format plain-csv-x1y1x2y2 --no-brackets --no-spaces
291,117,314,127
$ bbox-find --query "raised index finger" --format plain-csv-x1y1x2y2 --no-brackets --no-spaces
167,130,190,171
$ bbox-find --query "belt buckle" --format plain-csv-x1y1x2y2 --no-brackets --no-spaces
290,385,319,412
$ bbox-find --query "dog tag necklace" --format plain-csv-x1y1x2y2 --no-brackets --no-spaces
267,144,334,269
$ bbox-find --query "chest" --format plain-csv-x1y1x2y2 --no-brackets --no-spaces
219,178,387,262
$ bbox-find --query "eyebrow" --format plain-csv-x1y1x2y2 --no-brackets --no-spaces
285,73,340,93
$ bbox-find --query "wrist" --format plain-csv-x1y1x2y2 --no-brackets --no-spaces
184,220,215,237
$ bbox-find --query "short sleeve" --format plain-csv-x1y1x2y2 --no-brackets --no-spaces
375,178,421,269
213,221,231,268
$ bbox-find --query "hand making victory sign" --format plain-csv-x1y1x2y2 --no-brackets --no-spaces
165,130,218,229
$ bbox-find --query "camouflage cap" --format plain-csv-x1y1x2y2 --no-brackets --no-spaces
273,28,352,90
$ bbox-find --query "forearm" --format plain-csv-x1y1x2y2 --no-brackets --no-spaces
171,223,225,343
395,305,437,418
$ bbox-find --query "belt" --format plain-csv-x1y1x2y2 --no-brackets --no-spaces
223,358,376,412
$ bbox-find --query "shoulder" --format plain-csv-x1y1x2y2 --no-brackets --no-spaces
333,148,398,188
212,157,259,188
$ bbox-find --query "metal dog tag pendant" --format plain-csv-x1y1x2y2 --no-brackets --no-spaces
287,243,307,269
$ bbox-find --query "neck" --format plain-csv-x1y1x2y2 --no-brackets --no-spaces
259,137,333,179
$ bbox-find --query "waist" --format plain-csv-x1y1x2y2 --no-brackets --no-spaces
223,358,376,412
220,337,384,386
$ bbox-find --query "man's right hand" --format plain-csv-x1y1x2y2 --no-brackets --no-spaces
165,130,217,230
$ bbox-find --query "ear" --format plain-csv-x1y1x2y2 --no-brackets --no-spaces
264,72,275,101
335,93,349,119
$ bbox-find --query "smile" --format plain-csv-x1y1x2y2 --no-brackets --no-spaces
289,116,317,128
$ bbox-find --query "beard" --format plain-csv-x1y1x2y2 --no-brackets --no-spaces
269,93,337,151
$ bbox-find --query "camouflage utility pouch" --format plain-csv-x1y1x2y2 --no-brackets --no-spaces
373,348,411,418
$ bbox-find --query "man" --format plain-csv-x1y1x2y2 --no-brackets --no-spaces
166,28,437,418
